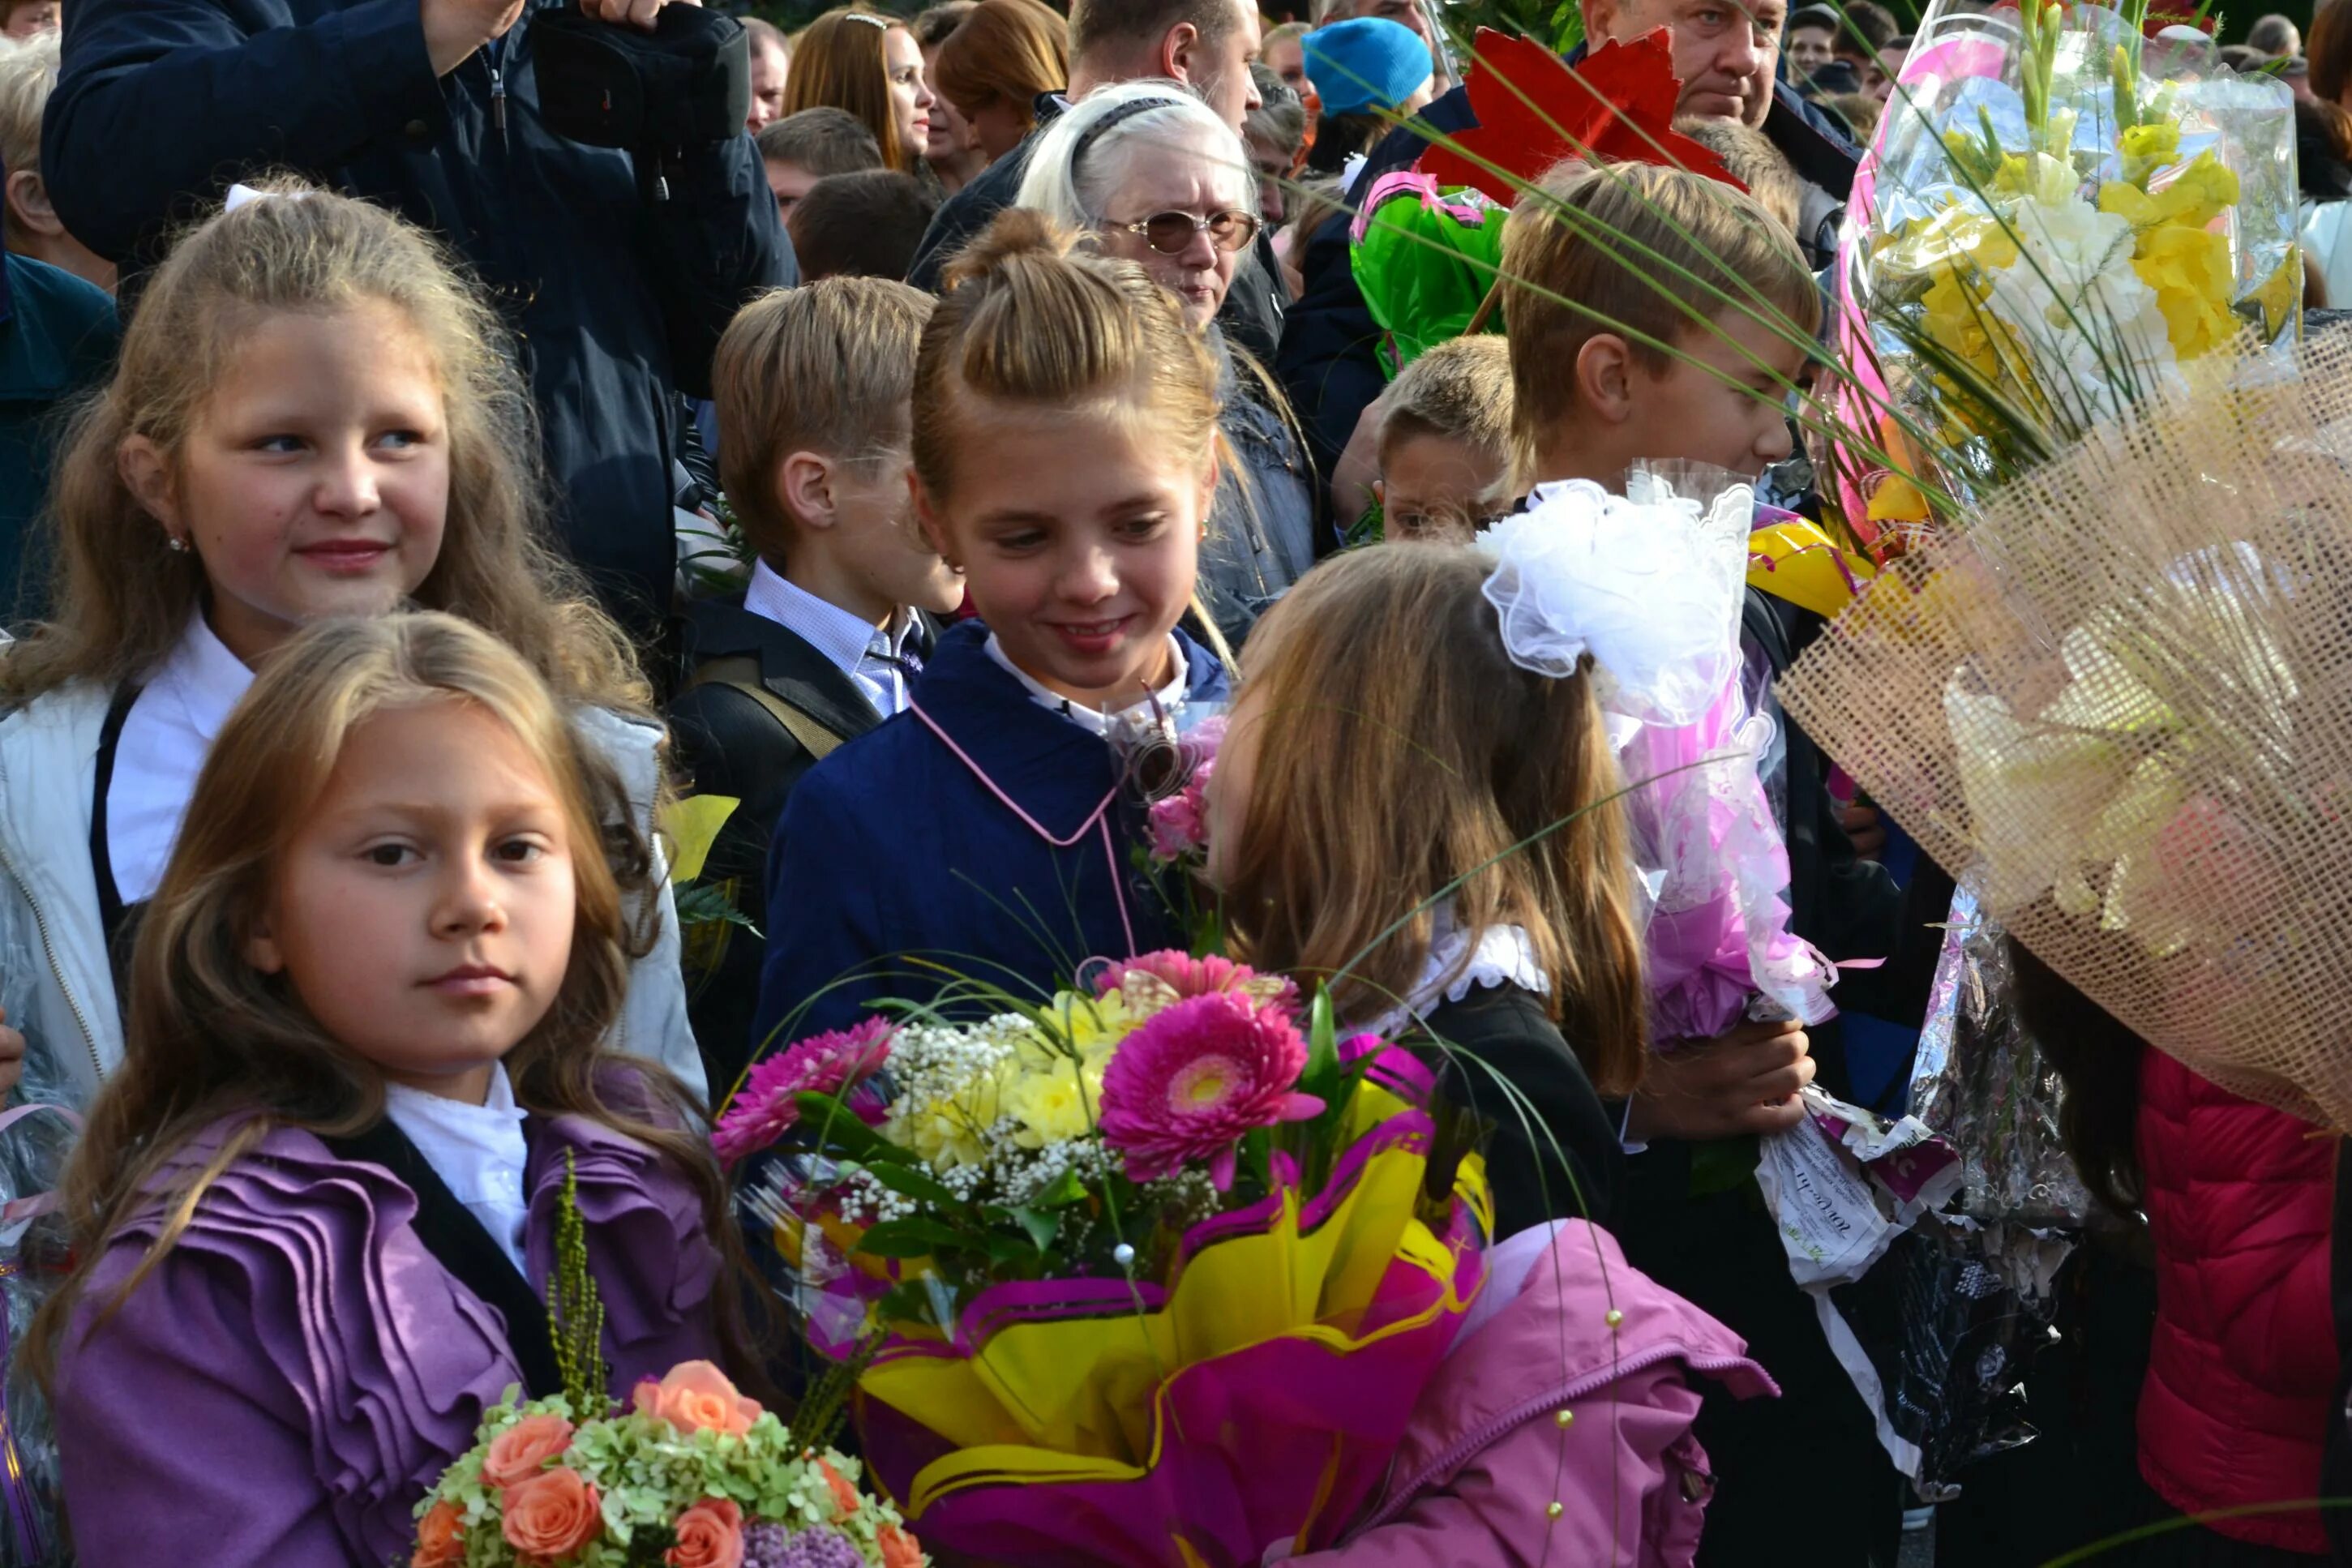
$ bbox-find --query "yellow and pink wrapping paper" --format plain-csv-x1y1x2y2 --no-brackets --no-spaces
843,1075,1492,1568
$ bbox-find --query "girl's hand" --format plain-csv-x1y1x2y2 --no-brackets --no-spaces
1626,1018,1814,1142
0,1009,24,1099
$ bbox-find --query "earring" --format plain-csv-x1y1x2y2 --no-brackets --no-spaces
165,534,190,555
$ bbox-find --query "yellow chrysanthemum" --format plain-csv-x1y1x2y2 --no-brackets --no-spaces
1054,990,1142,1060
885,1071,1005,1169
2131,222,2238,359
1001,1056,1108,1148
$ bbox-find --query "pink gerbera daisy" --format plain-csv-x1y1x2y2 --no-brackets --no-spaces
1096,951,1302,1019
1099,992,1324,1189
711,1018,895,1167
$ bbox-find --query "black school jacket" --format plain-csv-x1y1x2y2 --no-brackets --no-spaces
666,596,919,1090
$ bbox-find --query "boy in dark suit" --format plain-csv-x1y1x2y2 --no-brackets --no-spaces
667,276,963,1090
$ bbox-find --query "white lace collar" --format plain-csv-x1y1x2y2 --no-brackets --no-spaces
1362,902,1551,1039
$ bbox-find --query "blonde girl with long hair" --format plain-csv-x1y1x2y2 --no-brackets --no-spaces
748,210,1232,1048
32,613,759,1568
1205,542,1647,1239
0,180,706,1112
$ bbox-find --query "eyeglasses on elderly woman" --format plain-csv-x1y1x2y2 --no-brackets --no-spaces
1103,208,1264,255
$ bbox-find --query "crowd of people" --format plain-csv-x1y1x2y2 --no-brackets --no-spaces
0,0,2340,1564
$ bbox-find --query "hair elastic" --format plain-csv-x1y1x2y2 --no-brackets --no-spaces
224,182,314,214
1069,95,1188,169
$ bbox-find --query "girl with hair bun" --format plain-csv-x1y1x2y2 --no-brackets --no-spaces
750,209,1231,1048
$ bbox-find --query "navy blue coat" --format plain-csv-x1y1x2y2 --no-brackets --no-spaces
752,619,1230,1052
43,0,794,630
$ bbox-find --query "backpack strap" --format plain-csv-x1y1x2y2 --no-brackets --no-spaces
688,655,847,762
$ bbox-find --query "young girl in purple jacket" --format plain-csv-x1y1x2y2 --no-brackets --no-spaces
32,615,760,1568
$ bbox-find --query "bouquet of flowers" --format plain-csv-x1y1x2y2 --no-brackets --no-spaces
410,1364,920,1568
1482,468,1840,1043
717,955,1489,1568
1831,0,2298,553
1780,333,2352,1130
410,1160,923,1568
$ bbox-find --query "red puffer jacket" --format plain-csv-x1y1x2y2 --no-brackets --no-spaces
2136,1046,2338,1555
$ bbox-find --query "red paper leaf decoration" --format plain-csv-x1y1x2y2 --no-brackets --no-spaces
1416,28,1744,204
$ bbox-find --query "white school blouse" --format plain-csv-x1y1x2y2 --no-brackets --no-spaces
108,612,251,907
384,1061,533,1278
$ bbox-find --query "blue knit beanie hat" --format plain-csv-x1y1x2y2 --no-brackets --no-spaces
1303,17,1432,117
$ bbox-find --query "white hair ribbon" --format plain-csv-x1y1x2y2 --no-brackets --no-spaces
1476,471,1755,727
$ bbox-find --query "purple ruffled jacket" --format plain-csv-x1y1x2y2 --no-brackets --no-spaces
54,1112,725,1567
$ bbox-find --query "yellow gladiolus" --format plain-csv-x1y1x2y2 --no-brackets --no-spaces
2131,222,2238,358
2099,151,2239,233
1992,151,2080,207
2119,119,2182,184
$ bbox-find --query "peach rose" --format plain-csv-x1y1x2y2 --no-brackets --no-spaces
876,1522,923,1568
482,1412,576,1490
500,1467,603,1561
665,1497,744,1568
630,1360,764,1439
817,1460,862,1520
413,1500,465,1568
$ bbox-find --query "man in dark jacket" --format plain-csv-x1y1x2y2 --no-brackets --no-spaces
0,236,116,628
1276,0,1858,486
43,0,794,633
902,0,1287,359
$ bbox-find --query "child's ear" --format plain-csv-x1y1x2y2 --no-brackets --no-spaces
2,170,60,239
1577,0,1620,48
910,471,958,566
118,435,184,540
779,451,836,532
243,915,285,977
1574,334,1637,427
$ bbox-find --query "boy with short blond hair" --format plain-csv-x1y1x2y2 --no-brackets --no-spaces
1497,156,1909,1564
669,276,963,1082
1499,160,1820,488
1375,334,1513,541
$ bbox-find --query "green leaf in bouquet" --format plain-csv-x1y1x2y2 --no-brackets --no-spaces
854,1216,968,1258
991,1203,1062,1254
1026,1167,1091,1210
790,1091,921,1167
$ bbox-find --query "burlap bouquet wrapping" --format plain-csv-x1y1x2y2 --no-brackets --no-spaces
1780,335,2352,1128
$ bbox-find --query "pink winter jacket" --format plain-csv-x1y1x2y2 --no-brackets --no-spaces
1286,1220,1776,1568
2136,1047,2337,1556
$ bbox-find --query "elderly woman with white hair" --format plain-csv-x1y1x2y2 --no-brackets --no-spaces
1016,81,1318,644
